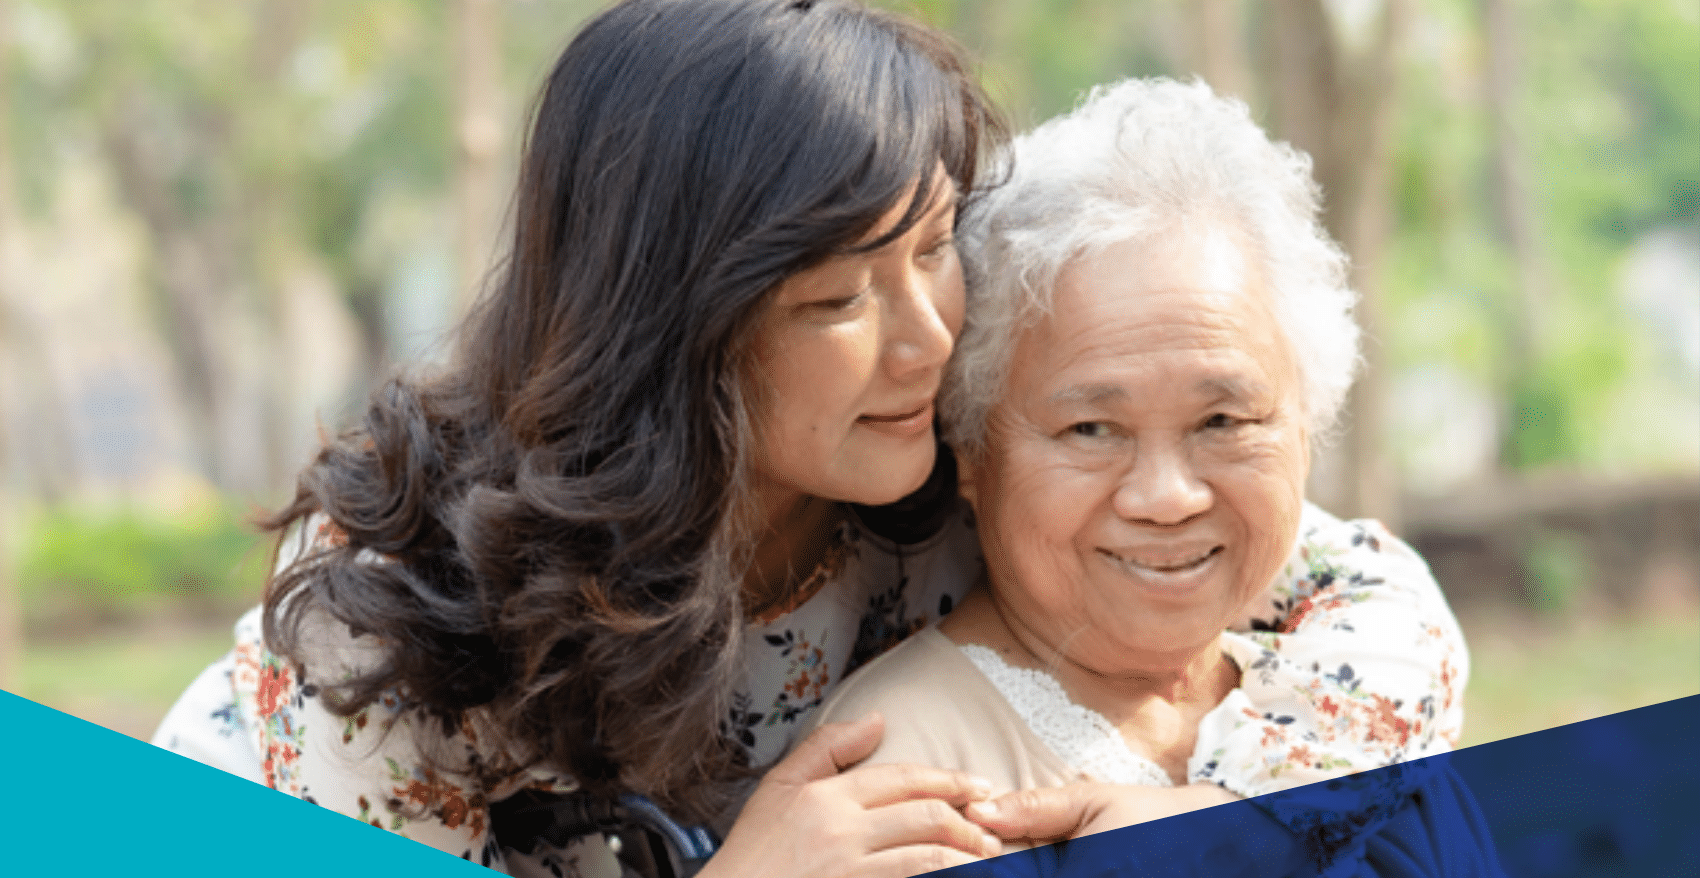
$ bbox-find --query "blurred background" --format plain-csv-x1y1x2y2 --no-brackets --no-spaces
0,0,1693,746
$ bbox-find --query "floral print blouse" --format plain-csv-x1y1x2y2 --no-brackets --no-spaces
151,500,1466,876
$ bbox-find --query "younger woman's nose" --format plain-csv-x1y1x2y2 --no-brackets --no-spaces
884,274,957,382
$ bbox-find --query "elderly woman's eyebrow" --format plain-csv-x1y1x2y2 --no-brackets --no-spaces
1195,376,1272,403
1047,384,1131,408
1046,377,1273,411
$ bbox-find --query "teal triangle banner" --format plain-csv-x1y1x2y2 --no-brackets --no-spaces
0,689,490,876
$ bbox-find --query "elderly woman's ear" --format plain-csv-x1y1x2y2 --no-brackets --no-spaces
956,451,981,509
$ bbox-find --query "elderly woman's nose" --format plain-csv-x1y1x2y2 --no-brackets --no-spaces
1112,447,1212,525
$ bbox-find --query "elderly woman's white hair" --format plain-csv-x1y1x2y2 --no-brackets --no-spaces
944,77,1360,459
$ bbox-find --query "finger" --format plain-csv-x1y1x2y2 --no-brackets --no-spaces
965,786,1100,842
838,760,996,809
764,712,886,785
865,797,1004,859
859,844,984,878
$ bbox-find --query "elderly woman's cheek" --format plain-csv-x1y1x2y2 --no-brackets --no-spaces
1222,425,1307,479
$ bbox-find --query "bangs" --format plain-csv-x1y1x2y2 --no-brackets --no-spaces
840,24,985,253
747,1,1004,264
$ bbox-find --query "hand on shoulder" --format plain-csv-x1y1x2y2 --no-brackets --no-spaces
703,713,1003,878
966,781,1239,845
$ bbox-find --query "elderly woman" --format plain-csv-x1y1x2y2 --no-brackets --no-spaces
806,77,1470,863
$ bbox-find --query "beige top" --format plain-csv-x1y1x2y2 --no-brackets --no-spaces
804,627,1089,854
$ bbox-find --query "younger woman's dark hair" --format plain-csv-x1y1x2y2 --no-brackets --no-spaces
261,0,1007,821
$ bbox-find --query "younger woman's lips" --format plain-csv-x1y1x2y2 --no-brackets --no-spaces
857,403,934,437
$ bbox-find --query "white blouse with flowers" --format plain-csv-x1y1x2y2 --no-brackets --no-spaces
152,499,1465,877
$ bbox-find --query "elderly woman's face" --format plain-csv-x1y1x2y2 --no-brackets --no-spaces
964,224,1308,674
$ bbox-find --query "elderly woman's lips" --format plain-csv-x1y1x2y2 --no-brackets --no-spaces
1097,545,1224,574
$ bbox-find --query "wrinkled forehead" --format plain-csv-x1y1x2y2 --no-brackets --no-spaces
1000,224,1298,410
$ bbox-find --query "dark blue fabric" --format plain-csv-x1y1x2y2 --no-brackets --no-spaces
935,695,1700,877
1449,695,1700,877
1344,764,1505,878
943,762,1501,878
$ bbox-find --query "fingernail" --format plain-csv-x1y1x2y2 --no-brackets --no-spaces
970,775,995,798
982,832,1002,856
969,799,998,818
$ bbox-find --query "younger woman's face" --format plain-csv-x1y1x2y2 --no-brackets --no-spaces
751,170,963,513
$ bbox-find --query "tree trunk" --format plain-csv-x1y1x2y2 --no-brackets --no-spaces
1188,0,1251,101
1264,0,1408,530
1480,0,1550,472
455,0,504,316
0,0,20,691
97,4,311,499
1482,0,1543,360
1336,0,1409,533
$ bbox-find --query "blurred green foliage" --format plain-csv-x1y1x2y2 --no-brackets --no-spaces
892,0,1698,481
1383,0,1699,474
1,0,1694,500
16,502,267,623
1522,528,1594,613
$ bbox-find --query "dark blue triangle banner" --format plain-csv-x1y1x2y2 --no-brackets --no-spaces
936,694,1699,878
2,690,1695,875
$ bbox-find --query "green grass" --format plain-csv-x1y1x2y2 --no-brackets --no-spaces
15,625,238,740
1460,611,1700,747
15,501,270,628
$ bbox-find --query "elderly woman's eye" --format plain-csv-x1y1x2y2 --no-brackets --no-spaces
1069,421,1113,439
1203,413,1239,429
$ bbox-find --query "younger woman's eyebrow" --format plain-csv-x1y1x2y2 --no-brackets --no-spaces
928,185,962,216
848,183,961,256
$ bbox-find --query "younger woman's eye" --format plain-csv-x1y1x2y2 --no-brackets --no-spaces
919,235,956,260
807,290,868,312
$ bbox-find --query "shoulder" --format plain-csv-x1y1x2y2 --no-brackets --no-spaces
806,629,1076,793
1232,501,1453,634
812,627,972,730
1287,502,1442,596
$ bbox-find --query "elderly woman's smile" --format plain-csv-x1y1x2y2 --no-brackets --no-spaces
958,221,1310,677
1097,542,1223,579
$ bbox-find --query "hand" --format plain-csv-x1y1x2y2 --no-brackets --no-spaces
699,712,1003,878
966,782,1239,845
